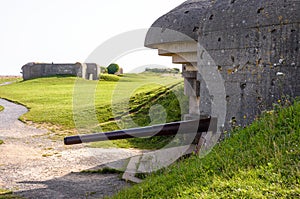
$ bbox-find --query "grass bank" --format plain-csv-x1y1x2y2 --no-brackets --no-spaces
90,82,188,149
111,100,300,198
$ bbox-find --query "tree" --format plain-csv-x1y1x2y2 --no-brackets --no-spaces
172,68,180,73
107,63,120,74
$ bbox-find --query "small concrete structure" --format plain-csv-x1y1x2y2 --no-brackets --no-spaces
145,0,300,131
21,62,100,80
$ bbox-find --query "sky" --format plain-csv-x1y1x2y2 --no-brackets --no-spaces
0,0,185,75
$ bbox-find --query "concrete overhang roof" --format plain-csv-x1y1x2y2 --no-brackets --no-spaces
145,0,212,48
145,0,300,48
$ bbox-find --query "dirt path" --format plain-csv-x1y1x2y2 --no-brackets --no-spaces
0,99,142,198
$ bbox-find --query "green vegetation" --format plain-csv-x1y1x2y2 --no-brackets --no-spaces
107,63,120,74
0,76,77,130
90,82,188,149
0,189,22,199
99,74,120,82
0,74,184,148
0,140,3,145
100,66,108,73
111,100,300,198
0,105,3,112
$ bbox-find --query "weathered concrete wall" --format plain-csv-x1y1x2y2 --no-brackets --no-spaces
198,0,300,129
145,0,300,131
21,63,100,80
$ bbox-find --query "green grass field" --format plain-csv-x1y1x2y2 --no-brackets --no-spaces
0,76,77,129
111,100,300,198
0,74,186,148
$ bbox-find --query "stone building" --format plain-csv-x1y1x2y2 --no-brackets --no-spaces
145,0,300,131
21,62,100,80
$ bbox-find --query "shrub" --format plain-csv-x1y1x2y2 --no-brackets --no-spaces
100,66,107,73
107,63,120,74
99,74,120,82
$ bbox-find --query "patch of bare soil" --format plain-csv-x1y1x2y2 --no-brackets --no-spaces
0,99,141,198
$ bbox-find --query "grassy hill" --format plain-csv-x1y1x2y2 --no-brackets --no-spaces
111,100,300,198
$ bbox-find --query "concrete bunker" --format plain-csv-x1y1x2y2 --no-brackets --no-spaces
21,62,100,80
145,0,300,132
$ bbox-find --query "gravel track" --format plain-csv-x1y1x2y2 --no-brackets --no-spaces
0,99,141,198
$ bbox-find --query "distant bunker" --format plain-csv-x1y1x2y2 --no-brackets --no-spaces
145,0,300,131
21,62,100,80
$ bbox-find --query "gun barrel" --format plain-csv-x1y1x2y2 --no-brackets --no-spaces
64,118,213,145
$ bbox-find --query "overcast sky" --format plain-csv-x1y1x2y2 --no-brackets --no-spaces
0,0,185,75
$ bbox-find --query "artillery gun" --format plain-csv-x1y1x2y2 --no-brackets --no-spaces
64,117,216,146
64,117,217,183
